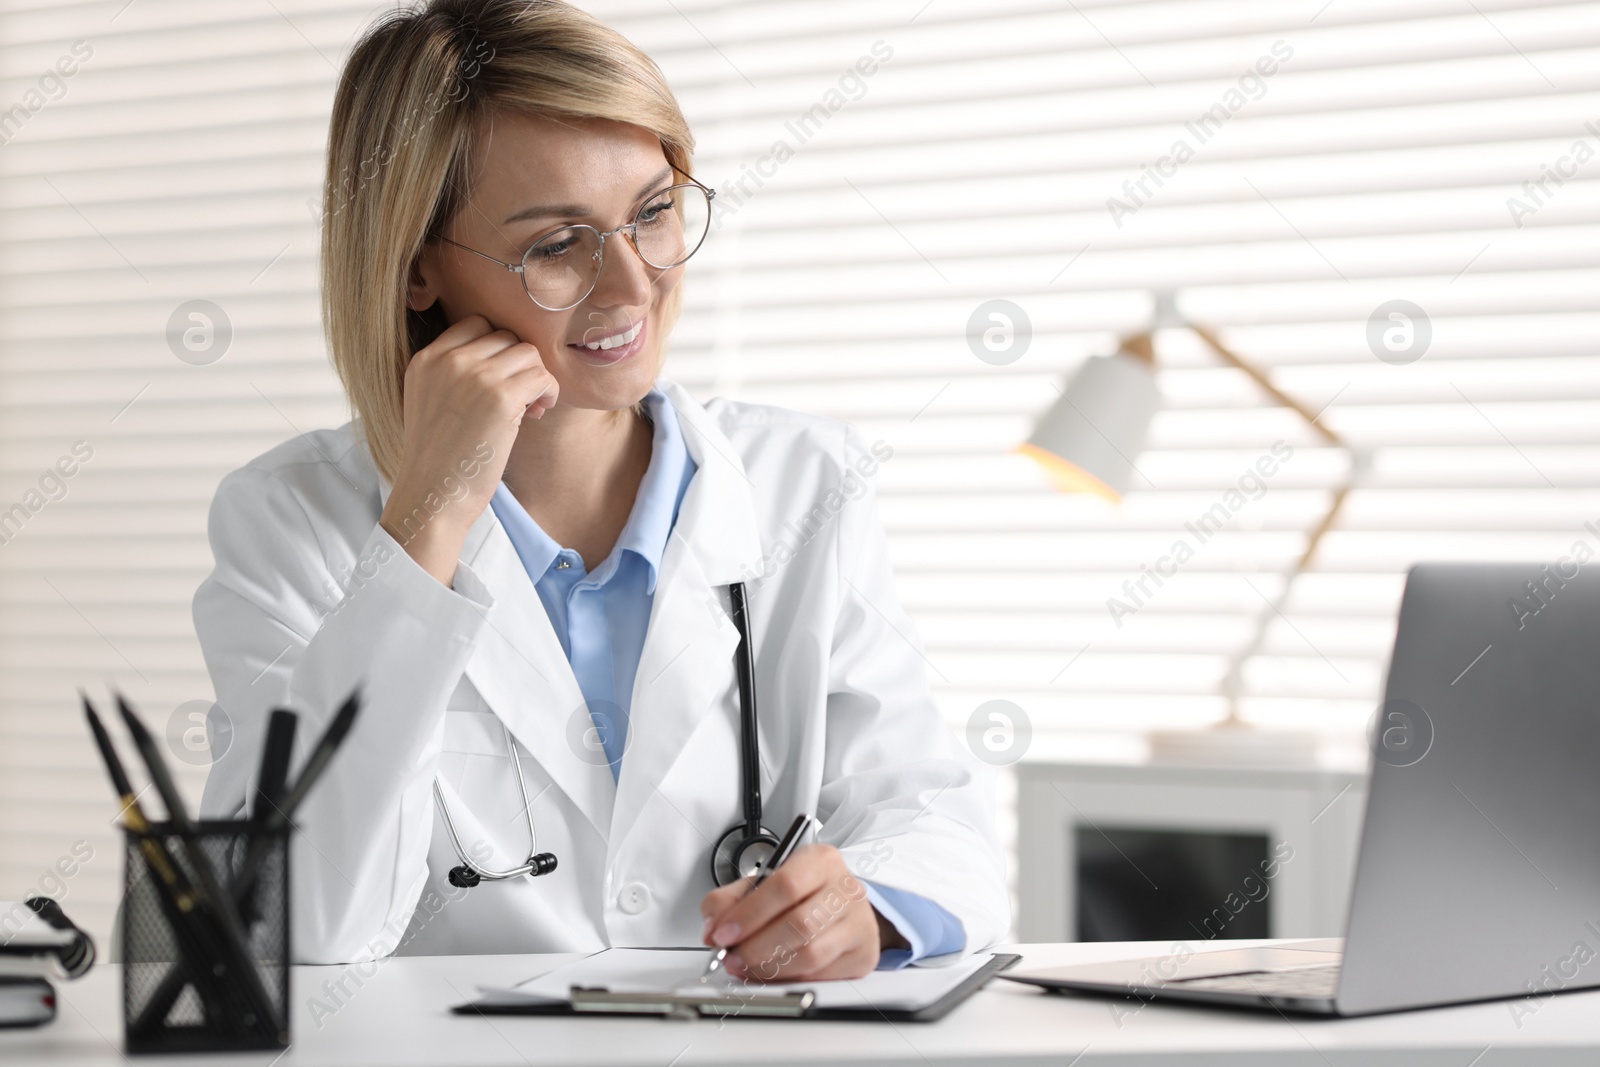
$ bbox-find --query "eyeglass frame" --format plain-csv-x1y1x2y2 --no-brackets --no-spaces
433,169,717,312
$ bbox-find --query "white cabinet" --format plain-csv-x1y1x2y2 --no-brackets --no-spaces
1015,761,1367,942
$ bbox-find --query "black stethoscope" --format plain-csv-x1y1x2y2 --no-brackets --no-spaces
436,581,772,889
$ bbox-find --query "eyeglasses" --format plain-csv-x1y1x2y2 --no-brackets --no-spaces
438,172,715,312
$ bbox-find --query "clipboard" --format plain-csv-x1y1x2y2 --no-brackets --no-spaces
453,952,1020,1022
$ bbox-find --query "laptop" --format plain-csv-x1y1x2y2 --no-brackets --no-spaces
1005,561,1600,1015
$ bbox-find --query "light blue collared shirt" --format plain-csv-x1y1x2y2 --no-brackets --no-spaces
491,389,693,778
490,387,962,966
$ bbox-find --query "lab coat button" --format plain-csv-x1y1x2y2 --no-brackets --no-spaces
618,882,651,914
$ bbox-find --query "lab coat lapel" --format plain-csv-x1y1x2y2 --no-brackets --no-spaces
608,381,765,853
372,476,617,843
457,518,617,841
607,527,737,854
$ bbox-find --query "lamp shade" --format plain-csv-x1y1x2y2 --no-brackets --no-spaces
1018,350,1161,501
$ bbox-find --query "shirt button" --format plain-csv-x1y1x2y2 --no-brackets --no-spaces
618,882,651,915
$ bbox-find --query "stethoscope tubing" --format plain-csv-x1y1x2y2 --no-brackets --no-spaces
434,721,544,881
728,581,763,839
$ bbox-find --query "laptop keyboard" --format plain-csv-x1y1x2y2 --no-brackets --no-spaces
1171,963,1341,999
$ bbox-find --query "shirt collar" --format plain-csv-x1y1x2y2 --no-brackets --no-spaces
615,387,693,593
488,386,694,594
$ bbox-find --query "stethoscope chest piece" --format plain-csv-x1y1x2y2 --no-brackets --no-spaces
711,823,779,886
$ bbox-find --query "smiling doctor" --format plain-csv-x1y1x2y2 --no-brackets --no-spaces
195,0,1008,980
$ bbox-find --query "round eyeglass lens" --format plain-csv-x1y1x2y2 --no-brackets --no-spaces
633,183,711,269
519,183,711,310
521,226,603,310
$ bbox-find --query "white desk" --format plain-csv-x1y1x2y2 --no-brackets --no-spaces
8,940,1600,1066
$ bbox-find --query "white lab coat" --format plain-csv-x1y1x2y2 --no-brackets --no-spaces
195,378,1009,965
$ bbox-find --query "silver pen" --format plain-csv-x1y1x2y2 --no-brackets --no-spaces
700,813,815,982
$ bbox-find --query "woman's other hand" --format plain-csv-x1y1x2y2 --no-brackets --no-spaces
379,314,558,584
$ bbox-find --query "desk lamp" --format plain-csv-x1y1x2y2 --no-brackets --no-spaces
1020,291,1363,765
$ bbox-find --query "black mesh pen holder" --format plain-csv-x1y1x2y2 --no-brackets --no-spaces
121,821,290,1054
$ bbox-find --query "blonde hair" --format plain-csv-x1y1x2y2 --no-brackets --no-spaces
321,0,695,484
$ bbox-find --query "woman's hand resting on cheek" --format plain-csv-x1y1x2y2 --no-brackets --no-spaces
698,844,910,982
379,314,558,585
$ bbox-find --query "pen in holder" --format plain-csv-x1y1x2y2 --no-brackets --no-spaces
120,821,290,1054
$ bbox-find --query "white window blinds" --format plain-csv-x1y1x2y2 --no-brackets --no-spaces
594,0,1600,751
0,0,383,943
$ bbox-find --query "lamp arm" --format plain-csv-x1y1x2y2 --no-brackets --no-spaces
1187,321,1357,724
1219,479,1354,722
1190,324,1343,449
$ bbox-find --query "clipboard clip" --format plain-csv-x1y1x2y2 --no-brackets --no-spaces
569,985,816,1019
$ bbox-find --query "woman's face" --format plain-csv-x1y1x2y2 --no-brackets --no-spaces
407,112,685,413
